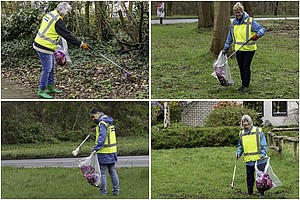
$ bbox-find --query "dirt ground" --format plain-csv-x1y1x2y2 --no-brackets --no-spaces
1,78,37,99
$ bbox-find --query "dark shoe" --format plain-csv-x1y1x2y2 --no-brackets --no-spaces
239,86,248,92
238,86,244,91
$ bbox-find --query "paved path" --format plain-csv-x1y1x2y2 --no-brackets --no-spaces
151,17,299,24
1,156,149,168
1,77,37,99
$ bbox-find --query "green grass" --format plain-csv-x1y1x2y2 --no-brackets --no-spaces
1,136,149,159
152,145,299,199
1,166,149,199
151,20,299,99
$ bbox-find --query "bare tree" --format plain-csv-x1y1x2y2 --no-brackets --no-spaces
166,1,173,16
85,1,90,35
196,1,213,28
243,2,253,16
164,102,170,128
209,1,230,56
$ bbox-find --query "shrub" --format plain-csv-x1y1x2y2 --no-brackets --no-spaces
1,38,37,68
204,106,262,127
1,8,42,41
151,123,241,149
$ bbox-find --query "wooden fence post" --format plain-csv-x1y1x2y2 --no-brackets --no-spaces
267,132,271,146
293,142,297,162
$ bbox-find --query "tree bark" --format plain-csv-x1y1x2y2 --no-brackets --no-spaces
209,1,230,56
95,1,103,41
197,1,213,28
166,1,173,16
85,1,90,35
243,2,253,17
164,102,170,128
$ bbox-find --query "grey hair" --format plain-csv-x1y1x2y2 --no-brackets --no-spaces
240,115,253,128
233,2,244,12
56,2,72,16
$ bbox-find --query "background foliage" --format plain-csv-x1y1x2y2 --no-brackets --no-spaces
1,101,148,145
1,1,149,99
204,104,262,127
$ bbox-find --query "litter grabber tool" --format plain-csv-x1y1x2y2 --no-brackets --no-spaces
221,37,254,66
87,45,133,79
72,127,96,157
231,159,237,189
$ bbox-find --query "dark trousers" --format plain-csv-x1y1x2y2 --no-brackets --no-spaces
236,51,255,88
246,162,266,195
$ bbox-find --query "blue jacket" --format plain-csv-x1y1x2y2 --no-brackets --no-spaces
237,126,268,166
92,114,118,165
224,12,265,51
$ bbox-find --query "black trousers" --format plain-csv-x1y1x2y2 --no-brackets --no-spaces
236,51,255,88
246,162,266,195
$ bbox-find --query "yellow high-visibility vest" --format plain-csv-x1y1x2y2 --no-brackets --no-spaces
95,121,117,154
232,17,257,51
240,126,267,162
34,10,62,51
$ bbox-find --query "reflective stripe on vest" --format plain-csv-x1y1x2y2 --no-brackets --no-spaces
240,127,261,162
95,120,117,154
34,10,61,50
232,17,257,51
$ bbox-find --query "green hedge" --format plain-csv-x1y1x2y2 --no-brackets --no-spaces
151,123,241,149
204,106,262,127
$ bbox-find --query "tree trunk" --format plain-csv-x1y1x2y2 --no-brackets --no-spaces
85,1,90,35
209,1,230,56
166,1,173,16
197,1,213,28
95,1,103,41
274,1,279,16
243,2,253,17
73,1,80,36
129,1,133,13
196,1,204,28
164,102,170,128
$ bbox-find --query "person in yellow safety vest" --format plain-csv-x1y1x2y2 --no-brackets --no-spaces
223,2,265,93
236,115,268,197
89,108,120,196
33,2,90,99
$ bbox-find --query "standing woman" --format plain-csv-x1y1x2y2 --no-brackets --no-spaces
33,2,89,99
236,115,268,197
223,2,265,92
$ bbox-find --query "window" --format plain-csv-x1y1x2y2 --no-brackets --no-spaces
272,101,288,116
243,101,264,117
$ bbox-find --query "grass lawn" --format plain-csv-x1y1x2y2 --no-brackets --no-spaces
1,136,149,159
1,166,149,199
151,144,299,199
151,20,299,99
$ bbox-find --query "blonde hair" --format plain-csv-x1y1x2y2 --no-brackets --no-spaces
233,2,244,12
240,115,253,128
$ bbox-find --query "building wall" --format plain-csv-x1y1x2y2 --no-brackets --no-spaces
182,101,219,126
262,101,298,126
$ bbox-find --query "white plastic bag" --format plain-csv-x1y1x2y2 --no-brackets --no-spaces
255,157,283,191
78,151,101,187
56,37,72,64
211,51,234,86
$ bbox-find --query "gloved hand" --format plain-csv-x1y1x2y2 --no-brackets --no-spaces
222,49,228,54
236,154,239,160
81,42,89,50
251,34,259,41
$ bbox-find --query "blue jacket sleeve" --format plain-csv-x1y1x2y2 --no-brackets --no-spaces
237,137,244,157
260,131,268,158
92,123,107,152
224,25,233,51
251,19,265,37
